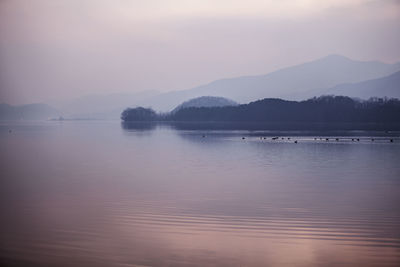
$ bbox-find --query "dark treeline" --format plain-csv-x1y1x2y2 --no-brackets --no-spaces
121,96,400,124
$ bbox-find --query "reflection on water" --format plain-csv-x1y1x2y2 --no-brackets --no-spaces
121,121,157,132
122,121,400,132
1,121,400,266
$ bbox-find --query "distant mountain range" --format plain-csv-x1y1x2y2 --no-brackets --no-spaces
143,54,400,111
0,103,60,121
54,54,400,116
309,70,400,99
2,55,399,120
32,54,397,118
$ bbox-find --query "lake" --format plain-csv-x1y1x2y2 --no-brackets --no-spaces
1,121,400,266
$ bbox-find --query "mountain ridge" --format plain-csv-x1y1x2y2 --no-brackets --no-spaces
316,70,400,99
143,55,400,111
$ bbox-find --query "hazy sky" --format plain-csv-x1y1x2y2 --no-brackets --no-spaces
1,0,400,105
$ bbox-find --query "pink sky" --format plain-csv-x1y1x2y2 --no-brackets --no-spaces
1,0,400,104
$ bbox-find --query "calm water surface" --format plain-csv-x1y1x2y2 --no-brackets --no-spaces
1,121,400,266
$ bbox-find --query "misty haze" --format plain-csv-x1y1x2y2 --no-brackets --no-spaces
1,1,400,266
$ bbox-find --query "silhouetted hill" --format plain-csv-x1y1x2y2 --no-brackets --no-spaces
121,107,157,121
172,96,237,113
0,103,60,120
121,96,400,125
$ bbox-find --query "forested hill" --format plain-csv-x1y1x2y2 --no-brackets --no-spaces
121,96,400,123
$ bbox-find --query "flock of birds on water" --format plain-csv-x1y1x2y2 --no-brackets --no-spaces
7,128,395,143
201,134,395,143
